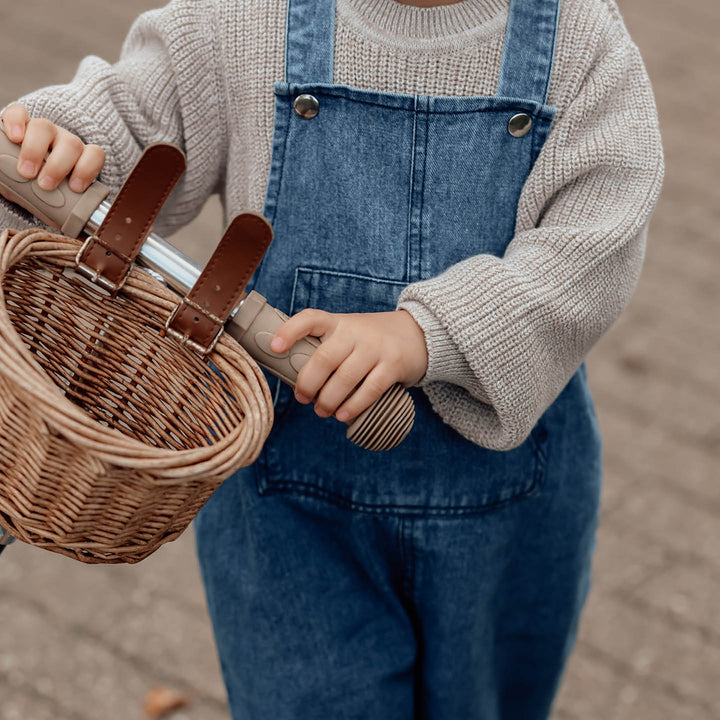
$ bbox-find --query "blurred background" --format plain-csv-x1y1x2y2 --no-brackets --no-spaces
1,1,718,719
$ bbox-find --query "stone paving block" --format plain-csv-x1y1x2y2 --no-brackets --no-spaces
1,529,225,698
553,646,629,720
549,710,576,720
122,526,210,613
647,215,720,282
594,301,720,403
655,180,720,231
589,359,720,454
0,679,78,720
578,590,720,714
2,528,209,627
641,258,720,325
631,561,720,642
594,404,720,508
2,543,162,630
101,589,227,702
552,644,716,720
654,206,720,255
0,678,230,720
607,483,720,570
0,596,163,719
626,264,720,343
590,522,669,593
0,596,228,720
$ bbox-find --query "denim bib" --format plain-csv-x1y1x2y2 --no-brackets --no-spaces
243,0,601,513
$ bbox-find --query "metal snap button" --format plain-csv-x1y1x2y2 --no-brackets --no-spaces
508,113,533,138
294,94,319,119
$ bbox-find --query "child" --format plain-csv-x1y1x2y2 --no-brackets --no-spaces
0,0,663,717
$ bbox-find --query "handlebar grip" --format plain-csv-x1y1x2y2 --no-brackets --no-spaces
228,290,320,389
0,126,109,237
229,292,415,451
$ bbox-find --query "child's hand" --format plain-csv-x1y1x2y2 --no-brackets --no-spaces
0,103,105,193
271,309,428,422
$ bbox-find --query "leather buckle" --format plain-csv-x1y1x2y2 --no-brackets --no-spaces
163,301,224,357
162,213,272,358
74,235,130,294
74,144,186,296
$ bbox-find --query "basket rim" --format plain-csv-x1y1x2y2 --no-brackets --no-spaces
0,227,273,475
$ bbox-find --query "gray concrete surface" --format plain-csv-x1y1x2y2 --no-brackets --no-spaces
1,1,718,718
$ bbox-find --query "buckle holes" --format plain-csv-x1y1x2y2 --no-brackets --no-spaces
193,316,200,323
125,217,132,225
105,251,112,257
215,284,221,291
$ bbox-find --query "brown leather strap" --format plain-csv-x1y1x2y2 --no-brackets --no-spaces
76,144,186,292
166,212,273,355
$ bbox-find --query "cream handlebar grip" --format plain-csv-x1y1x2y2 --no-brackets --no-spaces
230,292,415,451
0,127,110,237
229,290,320,390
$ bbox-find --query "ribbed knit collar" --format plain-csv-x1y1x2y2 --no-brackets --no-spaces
338,0,509,49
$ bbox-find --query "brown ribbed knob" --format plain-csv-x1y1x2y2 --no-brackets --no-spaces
345,383,415,451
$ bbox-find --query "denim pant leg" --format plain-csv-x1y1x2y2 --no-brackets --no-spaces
195,397,601,720
411,433,602,720
194,468,417,720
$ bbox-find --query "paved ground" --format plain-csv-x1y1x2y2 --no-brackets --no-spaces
1,1,718,718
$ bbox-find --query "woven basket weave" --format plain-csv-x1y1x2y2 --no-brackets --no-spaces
0,227,273,563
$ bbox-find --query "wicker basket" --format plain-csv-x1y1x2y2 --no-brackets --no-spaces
0,227,273,563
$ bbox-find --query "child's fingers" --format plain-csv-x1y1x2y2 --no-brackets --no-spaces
271,308,337,353
334,364,396,423
68,144,105,193
294,335,354,404
271,308,346,403
16,117,58,179
312,351,376,419
37,129,86,191
0,103,30,143
0,108,102,192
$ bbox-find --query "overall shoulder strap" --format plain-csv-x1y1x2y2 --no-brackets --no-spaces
285,0,337,85
496,0,561,104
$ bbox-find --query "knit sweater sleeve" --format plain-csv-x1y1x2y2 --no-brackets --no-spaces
0,0,225,237
397,28,664,451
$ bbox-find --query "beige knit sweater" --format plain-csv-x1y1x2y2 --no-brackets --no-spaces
0,0,664,450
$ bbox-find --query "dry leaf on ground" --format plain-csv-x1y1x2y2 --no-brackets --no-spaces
143,686,192,719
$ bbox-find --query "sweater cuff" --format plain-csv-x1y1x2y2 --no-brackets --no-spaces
397,298,487,398
0,198,44,233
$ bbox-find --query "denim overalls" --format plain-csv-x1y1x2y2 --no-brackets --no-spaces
195,0,603,717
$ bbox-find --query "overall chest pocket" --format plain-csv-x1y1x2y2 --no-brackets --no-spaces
256,267,548,515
